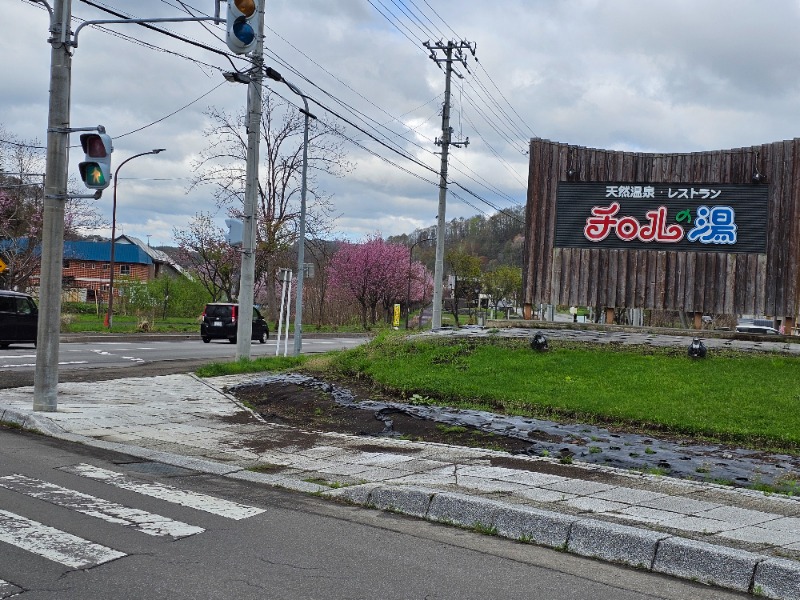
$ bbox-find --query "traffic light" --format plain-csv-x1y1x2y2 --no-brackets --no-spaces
226,0,261,55
78,131,113,190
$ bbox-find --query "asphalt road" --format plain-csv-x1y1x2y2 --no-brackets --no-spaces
0,427,746,600
0,335,369,389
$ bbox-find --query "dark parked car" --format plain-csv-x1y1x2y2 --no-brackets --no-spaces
201,302,269,344
0,290,38,348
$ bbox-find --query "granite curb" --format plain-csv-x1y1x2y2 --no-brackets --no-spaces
325,484,799,599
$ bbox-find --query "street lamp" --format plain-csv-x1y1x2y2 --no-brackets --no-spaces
265,66,315,356
105,148,166,328
406,237,433,329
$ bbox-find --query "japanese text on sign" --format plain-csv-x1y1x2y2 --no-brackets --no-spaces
555,182,767,254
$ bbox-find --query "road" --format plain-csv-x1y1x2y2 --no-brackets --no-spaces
0,335,368,389
0,427,745,600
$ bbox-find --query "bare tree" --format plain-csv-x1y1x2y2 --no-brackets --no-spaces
173,213,240,302
190,90,352,319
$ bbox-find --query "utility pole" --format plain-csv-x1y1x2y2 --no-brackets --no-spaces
425,40,474,330
235,2,265,360
34,0,73,411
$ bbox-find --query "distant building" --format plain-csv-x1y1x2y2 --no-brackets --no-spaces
28,235,184,302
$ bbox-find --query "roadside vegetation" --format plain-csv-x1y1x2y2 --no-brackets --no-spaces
197,332,800,453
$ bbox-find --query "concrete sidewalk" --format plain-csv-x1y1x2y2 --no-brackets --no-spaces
1,373,799,599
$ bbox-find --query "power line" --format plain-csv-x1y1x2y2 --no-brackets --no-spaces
117,81,227,138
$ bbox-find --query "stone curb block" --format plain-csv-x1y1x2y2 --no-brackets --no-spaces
754,558,800,599
493,504,576,548
322,483,383,504
568,519,668,569
368,486,436,518
652,537,763,592
427,493,502,529
0,408,67,437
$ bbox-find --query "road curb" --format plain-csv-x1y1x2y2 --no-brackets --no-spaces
652,537,763,592
568,519,669,569
754,558,800,599
326,482,787,598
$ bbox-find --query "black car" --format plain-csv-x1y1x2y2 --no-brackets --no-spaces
0,290,38,348
201,302,269,344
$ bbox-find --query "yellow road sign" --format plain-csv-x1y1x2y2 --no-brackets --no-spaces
0,258,6,274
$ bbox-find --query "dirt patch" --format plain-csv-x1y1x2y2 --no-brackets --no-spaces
489,456,618,483
232,380,534,454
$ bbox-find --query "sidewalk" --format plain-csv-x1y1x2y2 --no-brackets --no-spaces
1,372,799,599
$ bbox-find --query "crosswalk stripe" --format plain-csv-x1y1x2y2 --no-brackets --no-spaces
61,464,265,520
0,475,204,539
0,578,23,599
0,509,125,569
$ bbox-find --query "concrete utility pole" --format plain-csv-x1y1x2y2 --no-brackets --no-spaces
426,40,474,330
235,3,265,361
34,0,73,412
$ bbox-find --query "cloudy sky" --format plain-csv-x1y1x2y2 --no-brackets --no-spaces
3,0,800,246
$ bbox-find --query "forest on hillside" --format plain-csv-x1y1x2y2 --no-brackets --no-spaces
387,205,526,273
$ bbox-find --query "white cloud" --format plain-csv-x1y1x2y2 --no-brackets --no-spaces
4,0,800,246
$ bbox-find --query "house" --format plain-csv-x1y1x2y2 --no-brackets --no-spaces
28,235,183,302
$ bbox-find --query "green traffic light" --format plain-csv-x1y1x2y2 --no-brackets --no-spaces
86,165,106,186
80,162,107,188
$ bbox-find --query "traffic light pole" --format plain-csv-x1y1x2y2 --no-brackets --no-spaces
31,1,223,411
34,0,73,412
235,2,265,361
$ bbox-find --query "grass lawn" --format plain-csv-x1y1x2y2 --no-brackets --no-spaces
62,313,199,333
326,335,800,451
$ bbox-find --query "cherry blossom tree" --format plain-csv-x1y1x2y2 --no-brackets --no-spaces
328,236,431,328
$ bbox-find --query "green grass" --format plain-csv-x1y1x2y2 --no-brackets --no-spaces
195,355,307,377
62,313,198,333
328,336,800,451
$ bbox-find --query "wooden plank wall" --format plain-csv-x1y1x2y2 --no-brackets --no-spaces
523,139,800,316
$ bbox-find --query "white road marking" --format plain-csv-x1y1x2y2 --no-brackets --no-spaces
62,464,265,520
121,356,146,362
0,509,125,569
2,361,88,368
0,578,23,598
0,475,204,539
90,349,145,363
